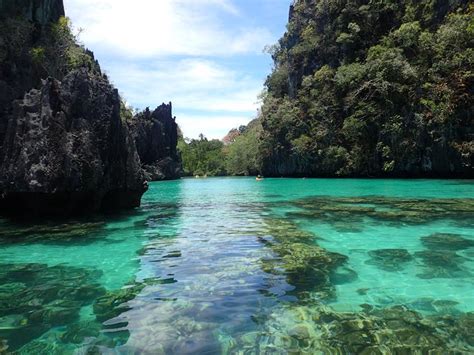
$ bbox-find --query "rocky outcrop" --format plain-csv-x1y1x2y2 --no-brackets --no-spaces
0,0,64,25
0,69,147,216
0,0,184,216
259,0,473,178
0,0,71,150
128,104,182,181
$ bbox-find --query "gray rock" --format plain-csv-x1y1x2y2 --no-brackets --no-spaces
128,104,182,181
0,69,147,215
0,0,64,25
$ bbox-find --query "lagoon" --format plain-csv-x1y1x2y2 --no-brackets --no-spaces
0,178,473,353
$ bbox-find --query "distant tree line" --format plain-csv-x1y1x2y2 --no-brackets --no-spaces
178,120,262,177
179,1,473,178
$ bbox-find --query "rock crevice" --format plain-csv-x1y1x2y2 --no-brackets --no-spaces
0,69,147,215
129,103,182,181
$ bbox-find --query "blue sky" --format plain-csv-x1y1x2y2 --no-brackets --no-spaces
64,0,291,139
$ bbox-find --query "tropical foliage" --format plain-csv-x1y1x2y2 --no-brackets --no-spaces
258,0,473,177
178,120,262,177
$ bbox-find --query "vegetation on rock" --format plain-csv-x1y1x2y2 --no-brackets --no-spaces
256,0,473,177
0,0,180,215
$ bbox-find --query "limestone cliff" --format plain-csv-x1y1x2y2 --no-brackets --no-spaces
259,0,473,178
0,0,181,216
128,104,182,181
0,0,64,25
0,69,147,215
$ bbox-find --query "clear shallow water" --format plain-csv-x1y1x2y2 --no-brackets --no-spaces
0,178,473,353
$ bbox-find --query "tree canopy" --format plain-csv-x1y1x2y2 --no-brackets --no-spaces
258,0,473,177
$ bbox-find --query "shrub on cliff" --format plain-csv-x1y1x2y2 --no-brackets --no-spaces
258,0,473,177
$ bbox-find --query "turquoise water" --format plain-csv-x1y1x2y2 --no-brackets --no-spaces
0,178,473,353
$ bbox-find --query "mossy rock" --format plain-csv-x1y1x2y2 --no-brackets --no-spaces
0,338,9,353
421,233,474,251
414,250,465,270
330,266,358,285
0,314,28,330
93,283,146,322
273,242,347,273
60,320,101,344
366,248,413,271
290,196,474,227
0,263,104,351
288,323,316,348
0,221,105,246
234,303,474,353
258,217,348,298
458,312,474,346
15,338,77,355
28,305,79,326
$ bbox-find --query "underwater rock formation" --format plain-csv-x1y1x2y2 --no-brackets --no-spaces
0,262,155,352
93,282,146,322
0,263,106,351
366,249,413,272
415,250,469,279
235,204,474,353
288,196,474,228
259,218,350,300
0,219,105,245
0,69,147,215
227,256,474,353
128,104,182,181
421,233,474,251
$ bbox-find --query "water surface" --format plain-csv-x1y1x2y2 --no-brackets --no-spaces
0,178,473,353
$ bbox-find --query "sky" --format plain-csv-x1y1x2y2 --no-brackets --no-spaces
63,0,291,139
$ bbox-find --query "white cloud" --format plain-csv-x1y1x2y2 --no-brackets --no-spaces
62,0,277,139
177,114,254,139
107,58,262,114
64,0,273,58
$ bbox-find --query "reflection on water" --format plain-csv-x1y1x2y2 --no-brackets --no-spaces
0,178,473,353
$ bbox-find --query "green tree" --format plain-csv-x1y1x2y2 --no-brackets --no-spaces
257,0,473,177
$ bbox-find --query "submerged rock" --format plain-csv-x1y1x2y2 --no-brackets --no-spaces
0,263,106,351
415,250,465,270
0,220,105,246
458,312,474,346
93,283,146,322
414,250,470,279
366,248,413,272
0,70,147,216
128,104,182,181
259,218,348,299
230,303,474,353
330,266,358,284
421,233,474,251
289,196,474,227
15,338,77,355
60,320,101,344
0,338,8,353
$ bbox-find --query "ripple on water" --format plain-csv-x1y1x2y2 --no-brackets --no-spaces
0,178,473,353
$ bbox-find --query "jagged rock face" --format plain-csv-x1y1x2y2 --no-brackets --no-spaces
128,104,182,181
259,0,473,178
0,0,68,151
0,69,147,215
0,0,64,25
